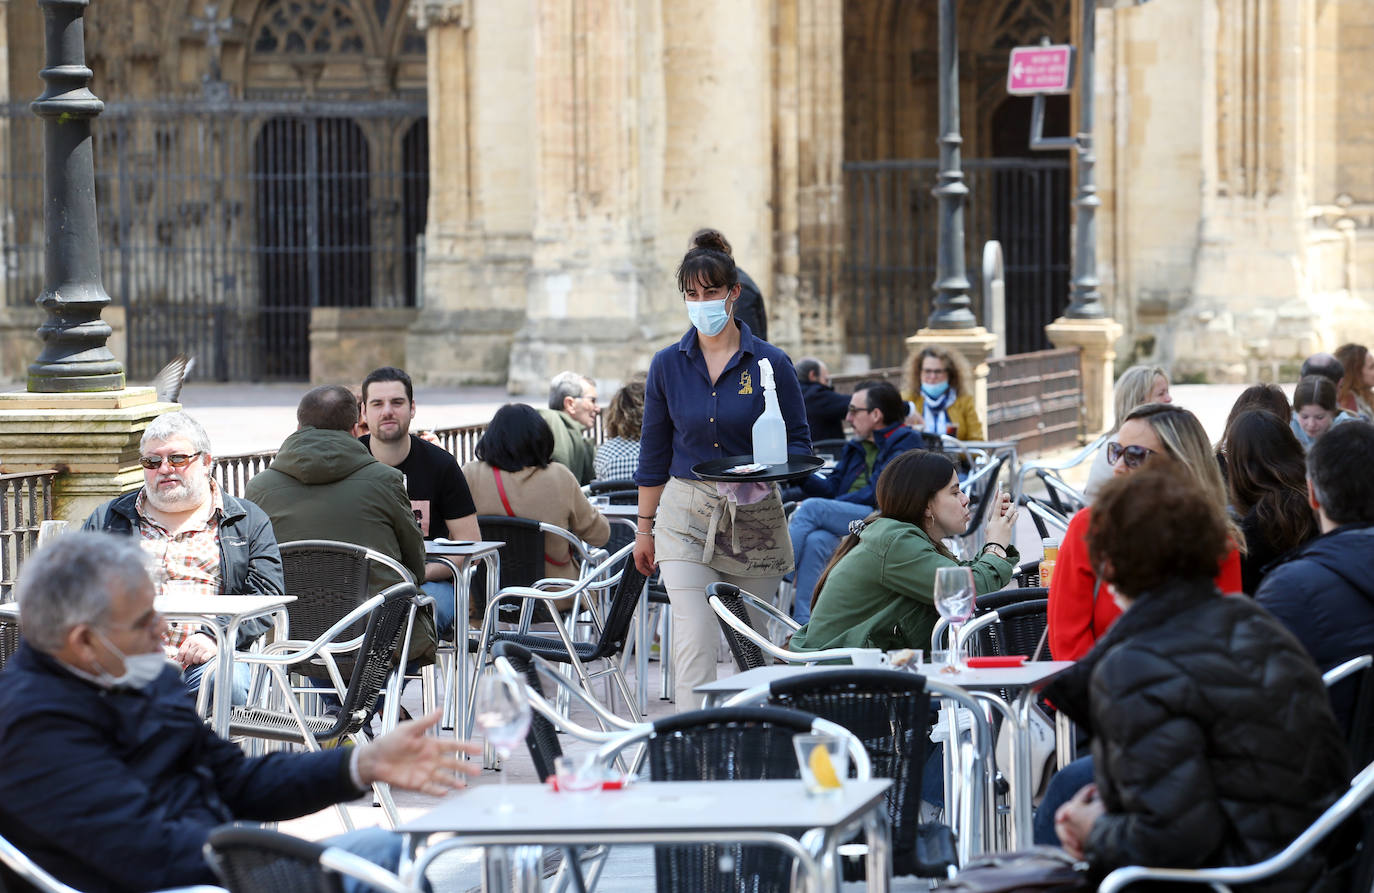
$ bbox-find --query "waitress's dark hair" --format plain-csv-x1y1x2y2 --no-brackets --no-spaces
474,403,555,472
676,229,739,293
810,450,957,607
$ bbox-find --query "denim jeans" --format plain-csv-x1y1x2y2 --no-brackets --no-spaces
1032,754,1095,846
787,498,871,624
324,827,417,893
181,660,251,707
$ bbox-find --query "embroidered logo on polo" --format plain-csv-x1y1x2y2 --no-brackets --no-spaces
738,370,753,395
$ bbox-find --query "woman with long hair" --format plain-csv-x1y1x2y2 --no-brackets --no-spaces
1083,365,1170,501
1048,403,1243,661
902,345,984,440
1335,342,1374,420
788,450,1018,652
1225,410,1317,593
593,374,646,481
633,230,810,707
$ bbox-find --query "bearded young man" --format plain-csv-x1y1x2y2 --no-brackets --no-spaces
82,411,284,704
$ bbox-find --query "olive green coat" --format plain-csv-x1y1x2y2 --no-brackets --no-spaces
788,517,1017,652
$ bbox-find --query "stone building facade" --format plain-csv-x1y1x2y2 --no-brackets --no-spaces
0,0,1371,387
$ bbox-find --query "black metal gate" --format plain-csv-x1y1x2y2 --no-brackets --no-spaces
0,97,428,381
842,158,1070,368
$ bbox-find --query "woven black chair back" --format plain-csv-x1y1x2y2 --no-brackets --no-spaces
0,619,18,671
492,641,563,782
278,541,375,681
646,706,817,893
706,582,768,672
768,669,933,877
333,584,414,732
968,599,1050,661
975,587,1049,615
205,826,342,893
585,556,647,661
473,515,557,623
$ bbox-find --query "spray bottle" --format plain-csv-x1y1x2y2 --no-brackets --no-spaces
752,358,788,466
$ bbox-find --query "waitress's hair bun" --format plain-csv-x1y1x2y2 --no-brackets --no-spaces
677,228,739,293
690,228,733,257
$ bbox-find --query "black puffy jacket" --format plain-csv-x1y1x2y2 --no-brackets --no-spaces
1043,580,1350,892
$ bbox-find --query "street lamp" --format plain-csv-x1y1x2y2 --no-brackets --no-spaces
27,0,124,392
927,0,975,329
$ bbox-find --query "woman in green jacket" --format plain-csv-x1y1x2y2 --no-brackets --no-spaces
789,450,1019,652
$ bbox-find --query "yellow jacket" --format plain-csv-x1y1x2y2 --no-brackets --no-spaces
902,391,984,441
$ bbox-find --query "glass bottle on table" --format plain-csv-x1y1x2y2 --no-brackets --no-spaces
933,566,976,671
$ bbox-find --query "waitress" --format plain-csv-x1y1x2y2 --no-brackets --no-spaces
634,231,811,708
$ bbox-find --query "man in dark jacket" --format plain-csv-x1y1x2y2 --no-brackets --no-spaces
246,384,432,663
0,531,476,893
787,380,923,621
82,410,283,705
1257,420,1374,727
795,357,850,444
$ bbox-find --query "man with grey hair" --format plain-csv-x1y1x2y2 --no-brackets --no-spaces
0,530,478,893
83,410,283,704
537,370,599,485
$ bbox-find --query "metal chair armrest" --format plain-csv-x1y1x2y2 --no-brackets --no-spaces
1323,654,1373,687
1012,432,1109,500
318,847,420,893
733,587,802,633
708,595,881,664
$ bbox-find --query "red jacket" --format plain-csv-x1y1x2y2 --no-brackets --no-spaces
1047,507,1243,661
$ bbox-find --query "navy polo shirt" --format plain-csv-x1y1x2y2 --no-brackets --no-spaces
635,322,812,487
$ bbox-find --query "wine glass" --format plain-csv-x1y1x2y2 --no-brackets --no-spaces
933,566,976,671
474,672,532,809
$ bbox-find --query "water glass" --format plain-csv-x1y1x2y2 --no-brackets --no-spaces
933,566,976,669
474,673,532,809
554,754,603,796
793,733,849,797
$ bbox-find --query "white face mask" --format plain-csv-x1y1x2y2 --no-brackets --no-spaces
92,630,171,690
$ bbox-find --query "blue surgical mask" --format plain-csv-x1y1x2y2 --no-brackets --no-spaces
92,630,171,690
921,381,950,400
686,298,731,337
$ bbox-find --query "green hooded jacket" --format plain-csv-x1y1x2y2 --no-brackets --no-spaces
537,408,596,485
788,516,1017,652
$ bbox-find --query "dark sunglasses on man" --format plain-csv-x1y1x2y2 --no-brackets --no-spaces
1105,441,1153,469
138,451,204,470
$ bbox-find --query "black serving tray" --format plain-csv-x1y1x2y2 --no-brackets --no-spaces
692,453,826,484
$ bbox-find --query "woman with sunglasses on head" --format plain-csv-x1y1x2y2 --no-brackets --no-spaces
634,231,810,708
1047,403,1243,662
789,449,1018,653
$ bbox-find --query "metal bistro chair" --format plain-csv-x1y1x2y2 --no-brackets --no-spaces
473,543,647,722
205,826,418,893
728,668,960,880
1324,655,1374,769
594,706,872,893
951,454,1009,559
472,516,604,628
0,831,226,893
707,582,800,673
961,599,1051,662
227,582,418,830
1098,757,1374,893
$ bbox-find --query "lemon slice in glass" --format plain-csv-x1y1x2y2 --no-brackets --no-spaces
808,744,842,790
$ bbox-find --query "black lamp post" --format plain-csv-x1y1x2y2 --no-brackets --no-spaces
926,0,976,329
27,0,124,392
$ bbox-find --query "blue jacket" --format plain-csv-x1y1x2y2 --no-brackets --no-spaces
0,643,361,892
82,489,285,649
1255,522,1374,727
800,422,923,506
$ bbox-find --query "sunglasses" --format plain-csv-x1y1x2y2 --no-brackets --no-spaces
845,404,872,416
138,451,204,470
1105,442,1154,469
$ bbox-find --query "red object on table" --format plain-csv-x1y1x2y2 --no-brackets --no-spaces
548,777,626,792
965,655,1026,668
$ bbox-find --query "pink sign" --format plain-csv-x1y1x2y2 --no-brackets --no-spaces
1007,45,1075,95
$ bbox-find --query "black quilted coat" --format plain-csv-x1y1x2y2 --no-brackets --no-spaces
1042,579,1351,892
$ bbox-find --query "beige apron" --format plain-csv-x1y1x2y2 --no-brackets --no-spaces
653,476,793,578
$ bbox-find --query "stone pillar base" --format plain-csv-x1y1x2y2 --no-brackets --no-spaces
0,387,179,522
1044,317,1125,437
310,307,418,386
908,328,999,433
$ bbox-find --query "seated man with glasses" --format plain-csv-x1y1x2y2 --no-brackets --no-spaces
82,410,284,705
537,370,600,486
786,380,923,623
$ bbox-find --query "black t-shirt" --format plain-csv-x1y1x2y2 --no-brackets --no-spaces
360,434,476,538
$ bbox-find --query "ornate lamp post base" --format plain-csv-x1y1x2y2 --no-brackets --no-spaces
27,0,125,393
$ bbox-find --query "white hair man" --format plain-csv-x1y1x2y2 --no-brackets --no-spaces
537,370,600,485
82,411,284,703
0,530,478,892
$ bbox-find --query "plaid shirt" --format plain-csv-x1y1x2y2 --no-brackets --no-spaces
135,480,224,651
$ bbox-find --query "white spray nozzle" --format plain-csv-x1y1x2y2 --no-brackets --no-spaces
758,358,776,390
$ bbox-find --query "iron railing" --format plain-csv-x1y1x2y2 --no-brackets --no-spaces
843,158,1071,367
0,470,57,601
0,97,429,382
